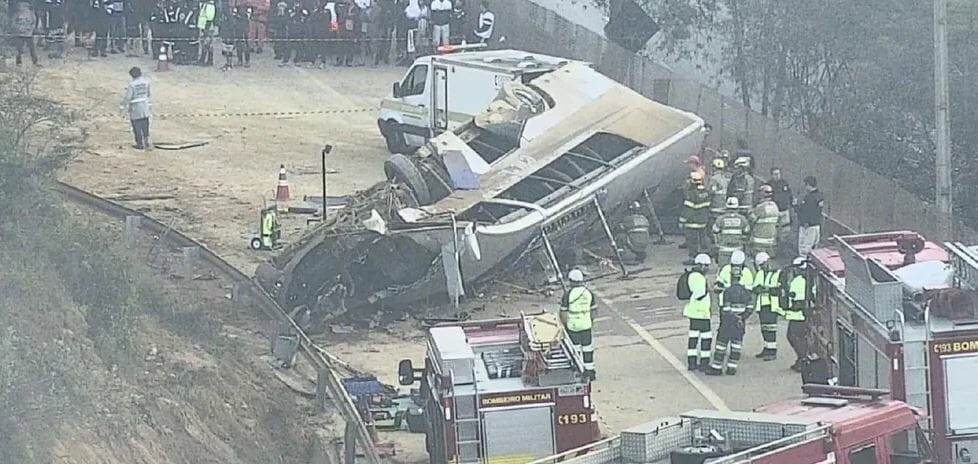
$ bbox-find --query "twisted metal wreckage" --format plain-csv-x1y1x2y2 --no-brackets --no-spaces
256,62,707,321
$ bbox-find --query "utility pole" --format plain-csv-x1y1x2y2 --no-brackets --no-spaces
934,0,953,237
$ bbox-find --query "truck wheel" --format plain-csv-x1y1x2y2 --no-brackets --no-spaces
385,154,433,206
250,237,263,250
383,121,409,154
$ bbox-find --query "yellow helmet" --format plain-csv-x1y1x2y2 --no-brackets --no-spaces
689,171,704,182
712,158,726,170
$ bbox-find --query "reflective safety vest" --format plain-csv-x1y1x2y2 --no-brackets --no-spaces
683,271,711,320
717,264,753,306
753,268,783,315
709,172,731,214
681,186,711,229
785,274,808,321
564,286,594,332
728,173,755,208
262,210,275,236
750,200,780,246
622,214,651,250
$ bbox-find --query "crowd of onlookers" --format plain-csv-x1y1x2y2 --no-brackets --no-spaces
4,0,496,68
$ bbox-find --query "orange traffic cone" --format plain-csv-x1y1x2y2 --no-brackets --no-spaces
275,164,291,203
156,45,169,72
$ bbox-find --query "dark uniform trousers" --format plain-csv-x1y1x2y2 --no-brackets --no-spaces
710,311,745,374
567,328,594,375
686,318,712,368
758,305,778,354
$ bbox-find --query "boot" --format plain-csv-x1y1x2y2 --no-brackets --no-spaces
755,348,773,359
725,367,737,376
687,356,698,371
762,350,777,361
704,367,723,376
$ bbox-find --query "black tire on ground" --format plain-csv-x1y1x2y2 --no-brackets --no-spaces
385,154,432,206
383,120,409,154
250,237,263,250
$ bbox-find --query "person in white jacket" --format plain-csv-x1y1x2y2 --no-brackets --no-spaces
120,67,152,150
473,0,493,44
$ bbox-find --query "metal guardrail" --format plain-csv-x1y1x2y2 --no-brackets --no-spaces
53,181,383,464
524,437,620,464
707,424,831,464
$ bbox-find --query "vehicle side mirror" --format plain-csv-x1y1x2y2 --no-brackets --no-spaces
398,359,415,385
392,82,401,98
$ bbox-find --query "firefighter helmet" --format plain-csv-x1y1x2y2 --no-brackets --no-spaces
712,158,726,170
792,257,807,266
734,156,750,168
758,184,773,197
568,269,585,283
731,250,747,266
694,254,712,266
686,155,702,166
689,171,704,182
630,201,642,211
755,252,770,265
726,197,740,209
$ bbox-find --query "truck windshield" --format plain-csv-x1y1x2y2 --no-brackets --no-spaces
887,426,933,464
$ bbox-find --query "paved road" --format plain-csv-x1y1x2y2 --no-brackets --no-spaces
581,242,801,434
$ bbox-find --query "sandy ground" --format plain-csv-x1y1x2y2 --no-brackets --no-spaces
41,49,405,274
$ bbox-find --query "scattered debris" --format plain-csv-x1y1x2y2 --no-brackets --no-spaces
330,324,355,334
153,141,210,150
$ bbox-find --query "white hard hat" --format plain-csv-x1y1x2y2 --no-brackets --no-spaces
568,269,585,283
731,250,746,266
694,254,711,266
755,252,770,265
793,257,807,266
726,197,739,209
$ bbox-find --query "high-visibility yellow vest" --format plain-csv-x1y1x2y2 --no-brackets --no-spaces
683,271,711,320
785,274,807,321
262,212,275,236
565,287,594,332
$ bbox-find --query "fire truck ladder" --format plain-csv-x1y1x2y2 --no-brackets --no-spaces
451,369,483,464
900,306,934,438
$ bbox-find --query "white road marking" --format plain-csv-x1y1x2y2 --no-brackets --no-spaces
594,293,730,412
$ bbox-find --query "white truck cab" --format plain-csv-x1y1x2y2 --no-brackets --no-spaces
377,48,580,153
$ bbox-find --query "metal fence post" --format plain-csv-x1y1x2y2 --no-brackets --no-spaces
125,216,142,248
317,368,329,413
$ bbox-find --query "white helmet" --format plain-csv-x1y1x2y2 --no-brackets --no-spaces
731,250,746,266
726,197,739,209
793,257,807,266
694,254,712,266
568,269,585,283
755,252,770,266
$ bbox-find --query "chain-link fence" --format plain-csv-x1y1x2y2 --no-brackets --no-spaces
496,0,978,243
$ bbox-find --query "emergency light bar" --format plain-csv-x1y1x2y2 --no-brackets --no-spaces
437,42,489,54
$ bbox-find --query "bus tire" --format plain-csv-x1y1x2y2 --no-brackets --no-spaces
385,154,432,206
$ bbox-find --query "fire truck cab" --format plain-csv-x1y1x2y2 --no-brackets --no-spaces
398,313,601,464
808,231,978,463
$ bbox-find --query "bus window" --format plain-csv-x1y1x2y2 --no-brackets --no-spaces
850,443,878,464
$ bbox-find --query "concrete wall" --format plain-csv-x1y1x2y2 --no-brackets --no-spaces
495,0,978,243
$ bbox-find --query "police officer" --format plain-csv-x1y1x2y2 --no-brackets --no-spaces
752,252,780,360
783,257,812,371
728,157,755,210
618,202,651,263
560,269,596,381
683,253,713,371
681,172,711,265
706,264,753,376
715,250,753,308
750,184,780,259
712,197,750,267
708,158,731,219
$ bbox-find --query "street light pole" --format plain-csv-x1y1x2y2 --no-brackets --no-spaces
934,0,953,236
321,144,333,219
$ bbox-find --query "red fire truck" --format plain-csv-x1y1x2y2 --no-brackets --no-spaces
397,313,601,464
542,385,934,464
809,231,978,463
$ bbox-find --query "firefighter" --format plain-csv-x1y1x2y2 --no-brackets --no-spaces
686,155,706,185
783,257,812,372
680,172,711,265
708,158,731,219
560,269,596,381
706,265,753,376
683,253,713,371
715,250,753,308
727,157,754,210
752,252,779,360
617,201,651,263
712,197,750,267
750,184,780,260
261,206,280,249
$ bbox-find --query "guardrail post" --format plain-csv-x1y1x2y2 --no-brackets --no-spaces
344,421,357,464
316,367,329,413
125,216,142,248
181,246,199,280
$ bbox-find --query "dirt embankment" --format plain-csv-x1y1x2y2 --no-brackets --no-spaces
0,209,332,464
